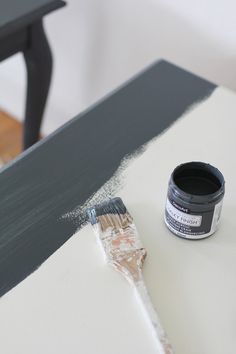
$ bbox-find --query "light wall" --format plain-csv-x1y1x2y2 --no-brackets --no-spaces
1,0,236,135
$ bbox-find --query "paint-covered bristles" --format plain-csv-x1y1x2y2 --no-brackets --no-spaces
87,197,127,225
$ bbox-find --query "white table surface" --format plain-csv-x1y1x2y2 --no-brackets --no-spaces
0,86,236,354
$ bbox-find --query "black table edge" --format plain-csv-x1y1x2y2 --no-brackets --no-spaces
0,0,66,39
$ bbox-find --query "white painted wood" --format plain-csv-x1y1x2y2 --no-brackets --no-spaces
0,87,236,353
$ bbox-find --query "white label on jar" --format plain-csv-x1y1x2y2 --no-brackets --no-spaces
166,199,202,227
210,200,223,233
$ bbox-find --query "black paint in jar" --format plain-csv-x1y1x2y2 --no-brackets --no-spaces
164,162,225,239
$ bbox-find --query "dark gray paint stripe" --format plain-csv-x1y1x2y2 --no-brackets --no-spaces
0,60,216,297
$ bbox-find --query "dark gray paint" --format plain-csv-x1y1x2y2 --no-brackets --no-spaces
0,60,216,297
0,0,65,38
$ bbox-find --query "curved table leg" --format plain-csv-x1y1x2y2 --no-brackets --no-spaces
23,20,52,149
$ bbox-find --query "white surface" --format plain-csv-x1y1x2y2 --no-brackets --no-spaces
0,87,236,353
0,227,158,354
1,0,236,134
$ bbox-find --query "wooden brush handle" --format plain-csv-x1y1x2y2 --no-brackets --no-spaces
134,277,174,354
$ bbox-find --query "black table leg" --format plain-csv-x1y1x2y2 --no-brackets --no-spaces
23,20,52,149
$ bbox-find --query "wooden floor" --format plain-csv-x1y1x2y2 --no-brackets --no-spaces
0,110,22,165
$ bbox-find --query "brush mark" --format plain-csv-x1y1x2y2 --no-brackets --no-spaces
61,153,137,226
0,60,216,297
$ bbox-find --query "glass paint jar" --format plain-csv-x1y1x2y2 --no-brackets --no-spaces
165,162,225,239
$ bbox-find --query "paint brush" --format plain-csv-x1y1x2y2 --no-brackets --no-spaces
87,197,173,354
